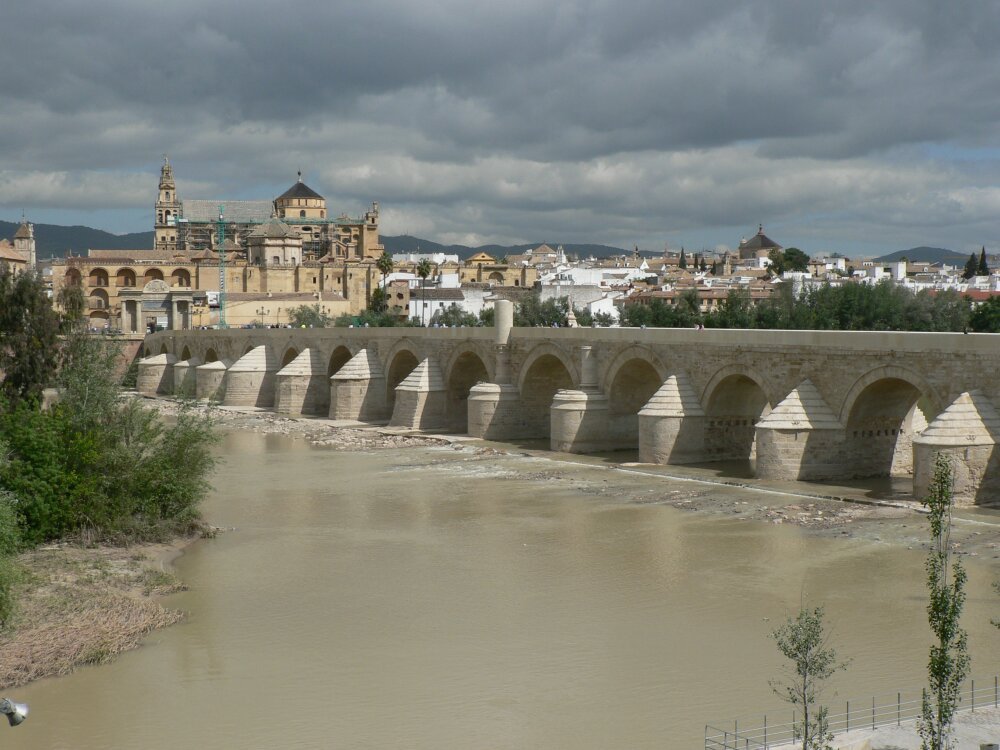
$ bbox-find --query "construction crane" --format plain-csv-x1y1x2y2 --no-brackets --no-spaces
216,205,228,328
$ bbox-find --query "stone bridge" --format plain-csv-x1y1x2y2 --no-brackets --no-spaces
138,302,1000,505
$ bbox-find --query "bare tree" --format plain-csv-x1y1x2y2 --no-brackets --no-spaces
771,606,847,750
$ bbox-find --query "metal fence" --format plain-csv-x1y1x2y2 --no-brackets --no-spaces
705,675,999,749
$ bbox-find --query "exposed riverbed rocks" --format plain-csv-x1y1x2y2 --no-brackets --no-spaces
141,395,1000,560
141,397,450,450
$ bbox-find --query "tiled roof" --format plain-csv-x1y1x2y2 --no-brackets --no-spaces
248,216,295,239
182,200,274,223
13,223,31,239
739,225,781,251
277,180,324,201
0,246,27,262
87,249,179,260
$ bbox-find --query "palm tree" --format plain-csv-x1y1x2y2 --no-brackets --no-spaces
375,251,394,314
416,259,432,327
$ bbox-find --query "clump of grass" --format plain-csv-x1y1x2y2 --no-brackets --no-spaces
0,543,190,688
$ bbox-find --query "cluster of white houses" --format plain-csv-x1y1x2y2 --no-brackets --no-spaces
2,161,999,331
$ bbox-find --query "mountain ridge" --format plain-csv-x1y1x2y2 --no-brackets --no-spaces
1,219,973,266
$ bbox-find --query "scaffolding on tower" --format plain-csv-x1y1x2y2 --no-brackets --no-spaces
216,205,228,328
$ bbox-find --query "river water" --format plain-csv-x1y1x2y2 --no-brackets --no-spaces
12,430,1000,749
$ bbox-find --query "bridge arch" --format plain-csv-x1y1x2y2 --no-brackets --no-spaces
204,348,219,363
604,347,667,450
702,365,772,464
281,346,299,368
445,349,491,432
518,344,577,439
840,366,940,478
328,345,352,377
517,343,578,393
385,342,420,413
181,345,192,361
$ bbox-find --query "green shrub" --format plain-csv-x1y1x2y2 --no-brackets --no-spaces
0,555,20,629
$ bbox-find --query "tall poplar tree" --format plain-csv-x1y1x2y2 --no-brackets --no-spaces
918,454,970,750
0,267,62,407
977,247,989,276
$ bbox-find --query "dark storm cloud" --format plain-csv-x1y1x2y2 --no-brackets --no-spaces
1,0,999,251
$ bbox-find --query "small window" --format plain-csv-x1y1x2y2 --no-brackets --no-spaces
300,210,306,218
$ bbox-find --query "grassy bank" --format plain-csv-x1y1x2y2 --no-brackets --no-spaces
0,537,203,688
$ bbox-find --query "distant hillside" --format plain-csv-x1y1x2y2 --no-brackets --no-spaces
382,234,627,260
874,246,966,263
0,220,153,261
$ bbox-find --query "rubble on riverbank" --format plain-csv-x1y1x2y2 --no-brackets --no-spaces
139,397,450,450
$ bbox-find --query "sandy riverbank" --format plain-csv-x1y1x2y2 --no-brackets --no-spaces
0,535,202,689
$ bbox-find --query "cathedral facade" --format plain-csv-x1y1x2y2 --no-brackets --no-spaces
154,158,382,262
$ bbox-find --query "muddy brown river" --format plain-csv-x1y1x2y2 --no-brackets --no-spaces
11,429,1000,749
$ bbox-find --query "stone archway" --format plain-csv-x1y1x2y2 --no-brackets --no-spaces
519,353,574,438
328,346,352,377
386,349,419,412
606,358,663,450
844,376,933,478
446,351,489,431
704,372,771,463
281,347,299,368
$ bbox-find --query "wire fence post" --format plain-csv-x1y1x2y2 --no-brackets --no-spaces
846,700,849,732
897,692,901,725
995,675,998,708
972,679,975,712
763,714,767,749
872,696,875,730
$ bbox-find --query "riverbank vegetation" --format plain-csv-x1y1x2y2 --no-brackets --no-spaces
0,267,218,675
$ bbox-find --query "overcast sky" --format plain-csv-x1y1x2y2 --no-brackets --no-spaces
2,0,999,256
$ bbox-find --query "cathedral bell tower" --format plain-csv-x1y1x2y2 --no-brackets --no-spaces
154,156,180,253
13,217,35,268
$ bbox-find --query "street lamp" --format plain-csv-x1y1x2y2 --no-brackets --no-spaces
256,307,270,328
0,698,28,727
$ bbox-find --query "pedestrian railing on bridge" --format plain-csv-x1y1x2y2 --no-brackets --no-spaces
705,675,999,749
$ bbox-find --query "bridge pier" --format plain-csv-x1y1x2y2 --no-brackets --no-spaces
171,356,202,398
195,359,230,401
224,345,279,408
638,374,707,464
550,346,609,453
274,348,328,416
389,358,447,430
913,391,1000,506
468,301,527,440
754,380,846,480
137,353,177,396
467,382,524,439
329,348,388,422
